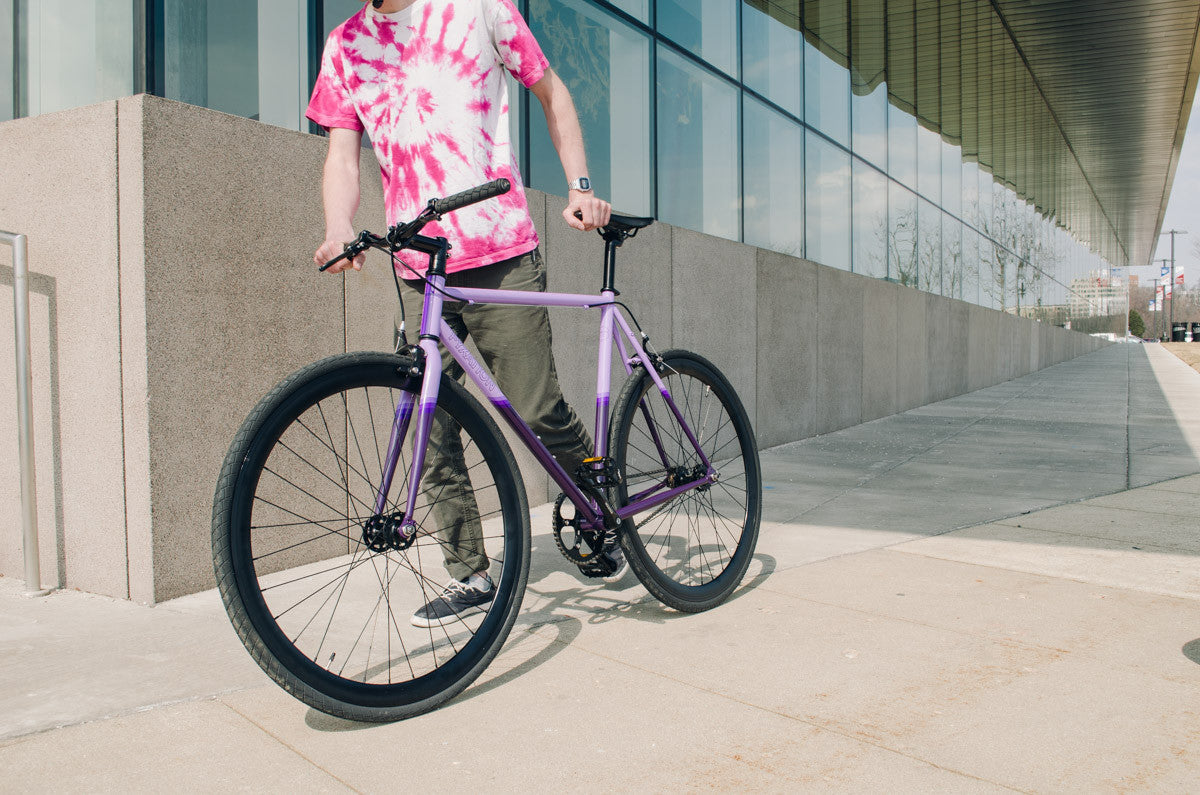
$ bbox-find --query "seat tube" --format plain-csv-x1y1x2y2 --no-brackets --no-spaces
594,299,617,459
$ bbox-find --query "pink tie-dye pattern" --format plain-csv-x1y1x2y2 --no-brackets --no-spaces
307,0,549,274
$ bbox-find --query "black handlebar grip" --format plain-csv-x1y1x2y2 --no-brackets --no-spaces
431,178,511,216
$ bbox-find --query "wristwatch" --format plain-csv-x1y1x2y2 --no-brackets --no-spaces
568,177,592,192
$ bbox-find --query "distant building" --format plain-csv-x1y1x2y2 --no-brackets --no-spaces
1069,272,1125,318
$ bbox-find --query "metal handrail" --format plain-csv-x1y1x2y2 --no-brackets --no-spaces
2,231,51,597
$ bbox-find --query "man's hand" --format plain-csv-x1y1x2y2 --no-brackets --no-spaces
564,190,612,231
314,234,365,273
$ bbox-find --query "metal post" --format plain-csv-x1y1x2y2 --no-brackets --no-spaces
2,231,51,597
1158,259,1171,340
1162,230,1188,335
1122,267,1130,341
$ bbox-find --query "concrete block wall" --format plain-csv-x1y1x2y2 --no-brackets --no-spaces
0,97,1107,602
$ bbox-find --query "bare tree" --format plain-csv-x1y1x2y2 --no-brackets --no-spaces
876,204,919,287
977,187,1051,313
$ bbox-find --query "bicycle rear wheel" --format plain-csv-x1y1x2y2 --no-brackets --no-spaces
212,352,529,722
610,350,761,612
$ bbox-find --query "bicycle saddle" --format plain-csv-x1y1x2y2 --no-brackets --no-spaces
600,213,657,241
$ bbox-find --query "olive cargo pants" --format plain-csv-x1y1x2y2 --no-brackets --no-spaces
398,248,592,581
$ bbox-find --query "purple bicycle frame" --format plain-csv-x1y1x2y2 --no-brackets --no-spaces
375,273,716,532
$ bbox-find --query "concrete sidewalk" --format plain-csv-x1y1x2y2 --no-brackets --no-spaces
2,343,1198,792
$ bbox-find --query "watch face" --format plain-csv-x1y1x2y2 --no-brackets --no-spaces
573,177,591,192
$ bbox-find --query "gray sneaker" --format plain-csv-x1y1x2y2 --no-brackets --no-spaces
601,539,628,584
410,574,494,628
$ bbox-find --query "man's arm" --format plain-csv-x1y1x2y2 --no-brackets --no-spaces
529,69,612,232
313,127,366,272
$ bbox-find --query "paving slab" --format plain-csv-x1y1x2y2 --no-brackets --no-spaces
0,578,266,742
896,519,1200,601
989,499,1200,553
0,699,347,793
762,548,1200,686
216,629,1007,793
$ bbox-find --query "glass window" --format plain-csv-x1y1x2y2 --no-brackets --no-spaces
323,0,363,34
158,1,256,119
941,138,961,217
916,123,940,203
155,0,309,129
889,181,918,286
742,0,802,117
16,0,134,118
852,160,887,278
530,0,652,214
743,96,803,256
256,0,305,129
851,82,887,170
805,131,850,270
942,210,962,299
803,39,849,145
888,101,916,190
657,0,738,77
961,159,980,228
608,0,649,23
657,46,739,239
917,197,941,293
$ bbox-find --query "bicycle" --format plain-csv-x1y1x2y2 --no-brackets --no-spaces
211,179,762,722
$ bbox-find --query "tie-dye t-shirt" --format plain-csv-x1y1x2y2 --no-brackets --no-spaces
307,0,549,273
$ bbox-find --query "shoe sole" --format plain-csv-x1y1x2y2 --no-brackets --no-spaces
602,566,628,584
409,602,490,629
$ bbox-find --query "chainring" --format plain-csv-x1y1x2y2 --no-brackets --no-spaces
551,493,607,565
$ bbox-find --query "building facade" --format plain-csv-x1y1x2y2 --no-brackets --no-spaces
6,1,1197,324
2,2,1197,600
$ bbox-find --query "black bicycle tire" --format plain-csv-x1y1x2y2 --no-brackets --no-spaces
212,352,530,722
610,350,761,612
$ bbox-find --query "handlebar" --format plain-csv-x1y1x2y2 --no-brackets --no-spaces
431,178,511,216
319,178,511,271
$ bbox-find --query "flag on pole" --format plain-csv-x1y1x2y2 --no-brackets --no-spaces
1150,300,1157,312
1176,267,1185,287
1162,263,1171,278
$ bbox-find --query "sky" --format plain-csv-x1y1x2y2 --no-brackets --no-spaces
1144,98,1200,289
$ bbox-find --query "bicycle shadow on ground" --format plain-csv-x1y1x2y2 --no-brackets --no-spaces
517,547,778,627
303,613,585,732
302,551,776,732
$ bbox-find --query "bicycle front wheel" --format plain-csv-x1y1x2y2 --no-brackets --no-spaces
212,352,530,722
610,350,761,612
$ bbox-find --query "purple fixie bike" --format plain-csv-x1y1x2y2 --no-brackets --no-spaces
212,179,761,722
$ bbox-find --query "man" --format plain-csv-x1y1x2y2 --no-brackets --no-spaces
308,0,624,627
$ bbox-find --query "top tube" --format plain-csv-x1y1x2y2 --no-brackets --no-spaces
440,286,617,309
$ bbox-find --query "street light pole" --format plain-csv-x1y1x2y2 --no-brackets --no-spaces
1124,267,1130,340
1162,229,1187,335
1158,258,1171,339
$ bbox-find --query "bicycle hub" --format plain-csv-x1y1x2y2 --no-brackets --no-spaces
363,513,416,552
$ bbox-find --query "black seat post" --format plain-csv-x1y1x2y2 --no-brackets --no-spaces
602,236,621,294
